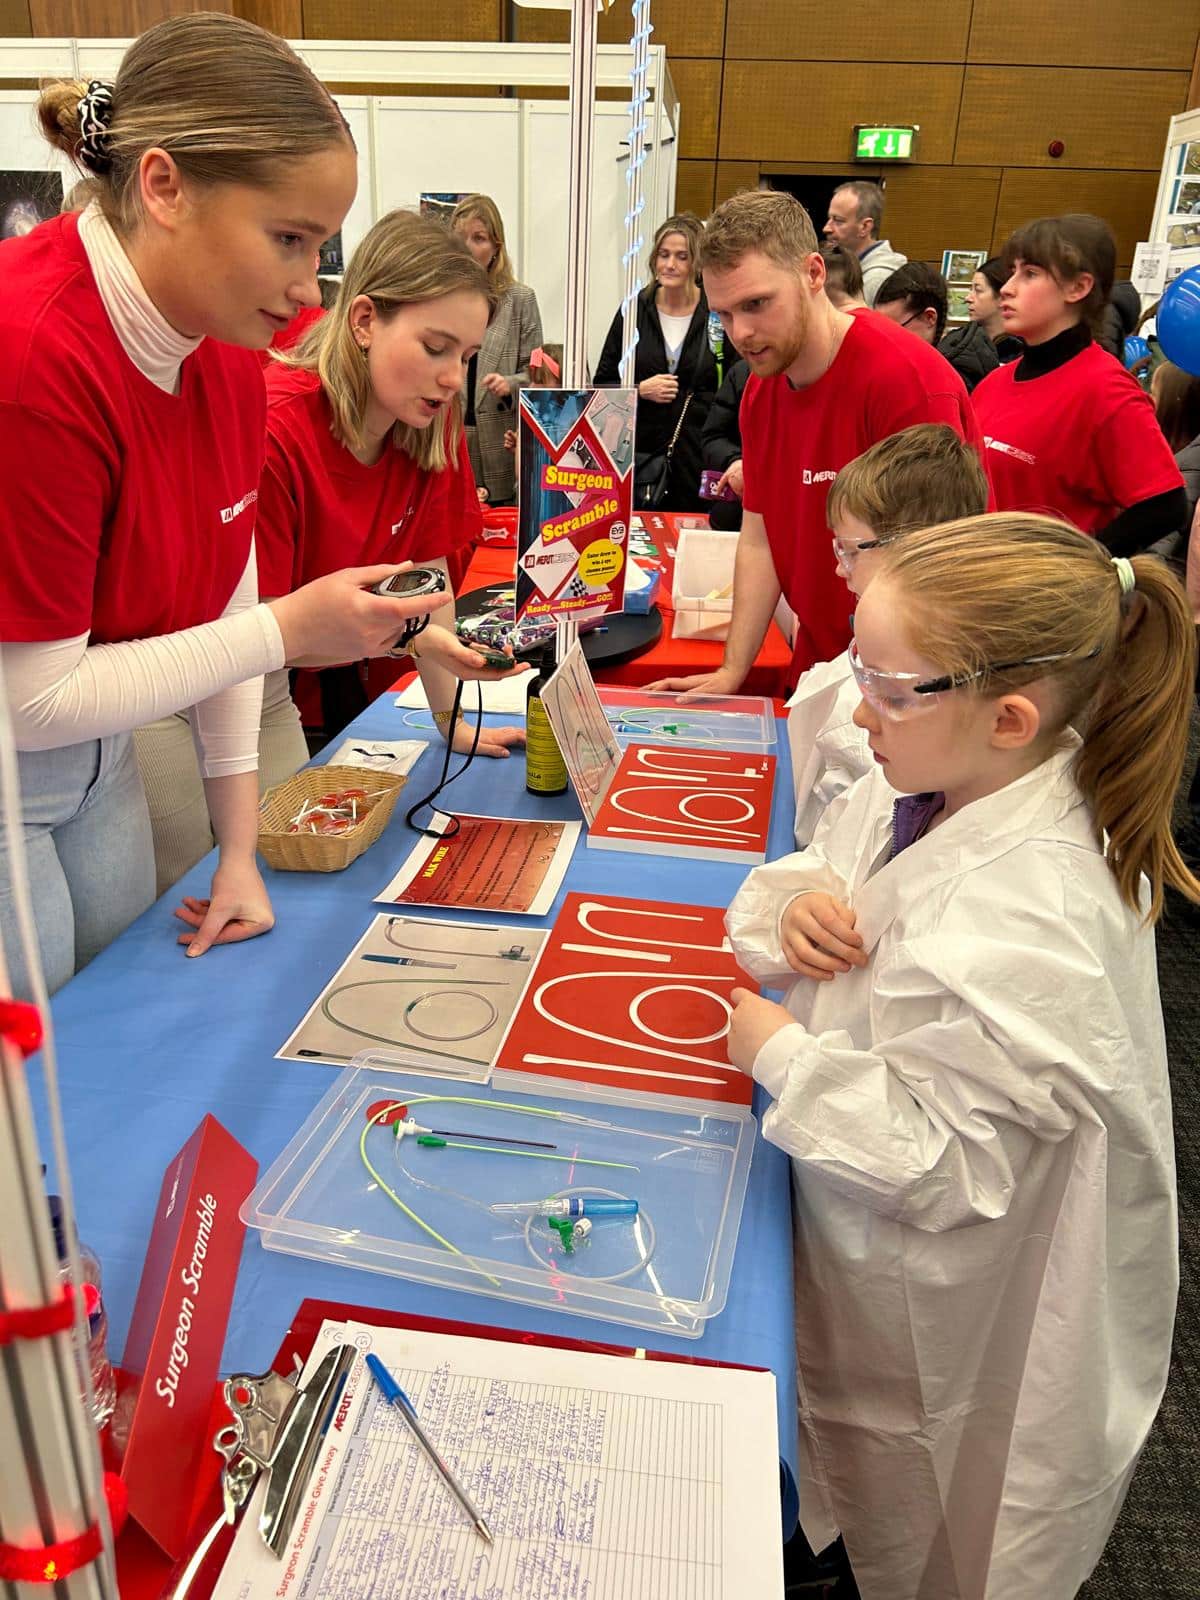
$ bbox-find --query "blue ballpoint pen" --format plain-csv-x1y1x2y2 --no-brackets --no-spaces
365,1353,494,1544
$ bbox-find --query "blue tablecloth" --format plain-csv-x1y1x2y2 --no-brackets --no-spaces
33,701,800,1534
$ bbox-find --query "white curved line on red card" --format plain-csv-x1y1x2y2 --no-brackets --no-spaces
576,900,732,953
533,969,738,1068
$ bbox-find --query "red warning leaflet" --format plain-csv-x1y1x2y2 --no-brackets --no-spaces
586,745,776,864
492,892,756,1107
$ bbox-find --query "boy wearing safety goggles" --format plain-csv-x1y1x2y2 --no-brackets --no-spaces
787,424,989,845
725,515,1194,1600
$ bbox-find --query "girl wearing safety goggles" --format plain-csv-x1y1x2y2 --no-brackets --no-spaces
724,513,1196,1600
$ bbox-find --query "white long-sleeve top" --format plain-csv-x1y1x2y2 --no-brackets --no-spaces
1,202,284,776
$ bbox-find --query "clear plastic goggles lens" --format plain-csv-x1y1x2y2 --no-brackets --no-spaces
848,642,942,720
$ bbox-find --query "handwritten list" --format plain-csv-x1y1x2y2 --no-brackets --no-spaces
213,1320,782,1600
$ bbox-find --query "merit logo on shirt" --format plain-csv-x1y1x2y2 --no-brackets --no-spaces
219,488,258,525
802,469,838,486
983,436,1036,467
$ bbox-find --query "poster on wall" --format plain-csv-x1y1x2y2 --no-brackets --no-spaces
419,192,468,222
515,387,636,627
0,171,63,241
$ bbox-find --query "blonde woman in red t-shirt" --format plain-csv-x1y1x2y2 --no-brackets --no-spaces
137,210,528,891
0,17,445,996
972,215,1186,550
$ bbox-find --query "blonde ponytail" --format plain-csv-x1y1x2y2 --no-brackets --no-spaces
880,513,1200,923
1075,554,1199,920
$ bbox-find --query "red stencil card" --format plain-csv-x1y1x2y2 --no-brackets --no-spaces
586,745,776,864
492,892,756,1107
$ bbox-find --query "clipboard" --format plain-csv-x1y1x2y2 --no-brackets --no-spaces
137,1298,771,1600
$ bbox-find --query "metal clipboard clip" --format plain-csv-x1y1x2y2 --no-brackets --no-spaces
170,1341,356,1597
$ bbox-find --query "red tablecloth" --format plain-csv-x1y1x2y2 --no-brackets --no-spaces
462,514,792,698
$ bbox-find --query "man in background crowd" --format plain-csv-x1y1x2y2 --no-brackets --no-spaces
823,181,907,304
874,260,999,391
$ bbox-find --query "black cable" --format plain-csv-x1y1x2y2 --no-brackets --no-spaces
404,679,485,838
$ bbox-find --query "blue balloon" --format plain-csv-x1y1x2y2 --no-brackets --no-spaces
1156,266,1200,376
1123,335,1150,368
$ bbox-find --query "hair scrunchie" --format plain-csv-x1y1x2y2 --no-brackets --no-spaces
75,80,115,175
1111,555,1136,596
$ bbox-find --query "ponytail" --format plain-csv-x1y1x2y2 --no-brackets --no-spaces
880,513,1200,924
1075,554,1199,921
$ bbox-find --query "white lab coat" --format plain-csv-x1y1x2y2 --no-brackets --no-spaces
785,654,871,847
727,744,1177,1600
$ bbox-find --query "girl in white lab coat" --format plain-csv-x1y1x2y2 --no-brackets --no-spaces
727,513,1196,1600
787,424,990,846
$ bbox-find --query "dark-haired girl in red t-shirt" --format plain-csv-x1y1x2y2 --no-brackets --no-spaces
972,215,1186,551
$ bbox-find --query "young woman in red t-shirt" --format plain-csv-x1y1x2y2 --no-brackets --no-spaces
0,16,441,995
972,215,1186,551
257,209,526,759
137,211,526,890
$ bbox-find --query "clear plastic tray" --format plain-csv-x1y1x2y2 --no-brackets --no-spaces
241,1063,756,1339
595,686,776,750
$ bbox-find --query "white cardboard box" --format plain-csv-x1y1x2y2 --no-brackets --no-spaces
671,527,739,640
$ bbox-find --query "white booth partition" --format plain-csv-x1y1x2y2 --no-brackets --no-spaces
0,39,679,367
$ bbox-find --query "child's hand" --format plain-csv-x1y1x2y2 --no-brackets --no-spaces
781,893,867,981
727,988,795,1073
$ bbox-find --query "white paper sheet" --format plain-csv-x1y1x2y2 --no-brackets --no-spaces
394,673,532,714
211,1317,783,1600
326,737,430,776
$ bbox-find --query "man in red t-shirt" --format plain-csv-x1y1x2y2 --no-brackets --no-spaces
651,190,983,693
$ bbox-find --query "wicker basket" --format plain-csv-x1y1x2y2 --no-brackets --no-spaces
257,765,407,873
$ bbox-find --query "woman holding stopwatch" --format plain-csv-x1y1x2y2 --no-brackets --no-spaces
0,15,442,996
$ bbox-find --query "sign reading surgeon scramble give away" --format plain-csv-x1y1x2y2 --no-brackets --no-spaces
516,387,636,627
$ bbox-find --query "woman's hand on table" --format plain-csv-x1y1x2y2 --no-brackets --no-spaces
639,374,679,405
727,988,795,1073
450,720,527,760
174,858,275,957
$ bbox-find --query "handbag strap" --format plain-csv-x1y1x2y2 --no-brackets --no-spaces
664,392,694,463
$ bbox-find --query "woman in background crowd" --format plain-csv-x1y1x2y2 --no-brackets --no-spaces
596,212,732,512
451,193,543,507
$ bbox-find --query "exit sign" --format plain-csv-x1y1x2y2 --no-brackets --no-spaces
854,125,917,161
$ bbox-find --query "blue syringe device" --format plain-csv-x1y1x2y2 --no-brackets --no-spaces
489,1197,638,1220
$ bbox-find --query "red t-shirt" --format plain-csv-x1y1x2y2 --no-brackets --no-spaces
972,342,1182,532
255,366,483,597
255,305,325,368
0,212,266,644
741,309,983,679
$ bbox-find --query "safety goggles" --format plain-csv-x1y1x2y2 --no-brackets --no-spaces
848,639,1100,721
831,533,884,573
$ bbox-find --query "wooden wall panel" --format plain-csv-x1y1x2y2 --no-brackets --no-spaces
516,0,726,59
720,61,962,164
968,0,1200,70
672,56,722,160
0,0,31,32
675,158,716,218
992,168,1161,270
302,0,499,42
30,0,227,30
866,166,1001,264
726,0,970,63
715,159,758,202
234,0,299,36
957,66,1188,171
